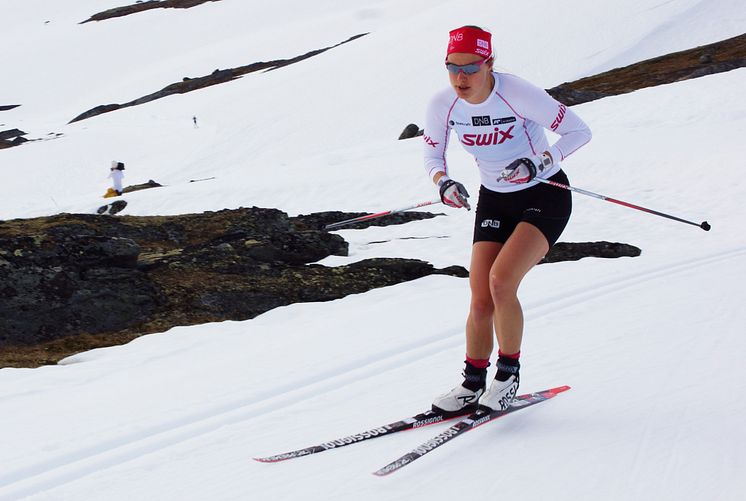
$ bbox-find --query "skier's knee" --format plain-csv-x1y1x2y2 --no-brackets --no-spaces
470,296,494,320
489,273,518,307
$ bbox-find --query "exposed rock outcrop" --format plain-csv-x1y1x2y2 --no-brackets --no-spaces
0,208,460,366
80,0,223,24
0,205,642,367
69,34,368,123
0,128,28,149
546,33,746,106
540,242,640,264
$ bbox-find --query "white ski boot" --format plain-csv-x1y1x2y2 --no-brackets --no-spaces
478,374,519,411
432,384,484,417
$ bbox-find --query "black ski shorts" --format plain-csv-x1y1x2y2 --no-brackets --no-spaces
473,170,572,247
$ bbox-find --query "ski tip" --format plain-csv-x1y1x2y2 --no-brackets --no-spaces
549,385,571,395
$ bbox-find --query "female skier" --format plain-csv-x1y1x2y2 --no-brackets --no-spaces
425,26,592,414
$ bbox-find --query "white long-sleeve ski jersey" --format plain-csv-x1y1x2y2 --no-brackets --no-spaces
423,72,592,193
109,169,124,192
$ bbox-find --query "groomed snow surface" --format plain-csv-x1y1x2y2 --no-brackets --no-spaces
1,1,745,500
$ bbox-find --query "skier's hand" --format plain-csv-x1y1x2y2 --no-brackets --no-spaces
500,153,552,184
438,177,471,210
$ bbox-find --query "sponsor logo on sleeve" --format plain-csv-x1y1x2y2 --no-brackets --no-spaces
423,135,439,148
550,104,567,131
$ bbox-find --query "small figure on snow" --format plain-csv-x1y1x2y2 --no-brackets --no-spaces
426,26,592,415
193,116,199,128
104,161,125,198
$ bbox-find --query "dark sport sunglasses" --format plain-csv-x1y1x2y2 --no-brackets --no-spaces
445,58,491,75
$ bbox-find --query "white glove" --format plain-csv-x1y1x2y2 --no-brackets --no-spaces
500,152,553,184
438,176,471,210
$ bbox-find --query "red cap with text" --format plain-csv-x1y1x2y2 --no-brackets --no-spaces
446,26,492,59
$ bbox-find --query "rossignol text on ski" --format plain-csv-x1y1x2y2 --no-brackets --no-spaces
253,409,468,463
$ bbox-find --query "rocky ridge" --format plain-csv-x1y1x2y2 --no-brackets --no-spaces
0,207,641,367
80,0,223,24
0,208,458,366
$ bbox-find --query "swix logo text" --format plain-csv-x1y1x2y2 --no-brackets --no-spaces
551,104,567,131
423,135,439,148
461,126,514,146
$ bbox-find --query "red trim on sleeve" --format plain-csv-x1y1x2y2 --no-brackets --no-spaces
495,91,537,155
441,97,458,174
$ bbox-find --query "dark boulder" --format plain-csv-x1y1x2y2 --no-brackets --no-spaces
399,123,423,140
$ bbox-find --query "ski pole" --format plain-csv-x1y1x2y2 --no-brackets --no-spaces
324,199,442,230
534,177,711,231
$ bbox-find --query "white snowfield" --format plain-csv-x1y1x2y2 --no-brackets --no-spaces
1,1,745,500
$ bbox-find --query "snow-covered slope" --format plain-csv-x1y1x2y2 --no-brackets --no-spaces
1,1,745,500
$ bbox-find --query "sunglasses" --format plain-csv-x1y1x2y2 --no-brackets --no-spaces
445,58,490,75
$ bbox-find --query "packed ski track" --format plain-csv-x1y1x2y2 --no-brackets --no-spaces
2,0,746,500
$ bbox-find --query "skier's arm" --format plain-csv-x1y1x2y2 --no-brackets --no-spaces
423,93,457,185
503,75,591,163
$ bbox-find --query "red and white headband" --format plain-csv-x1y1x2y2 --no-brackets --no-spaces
446,26,493,59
